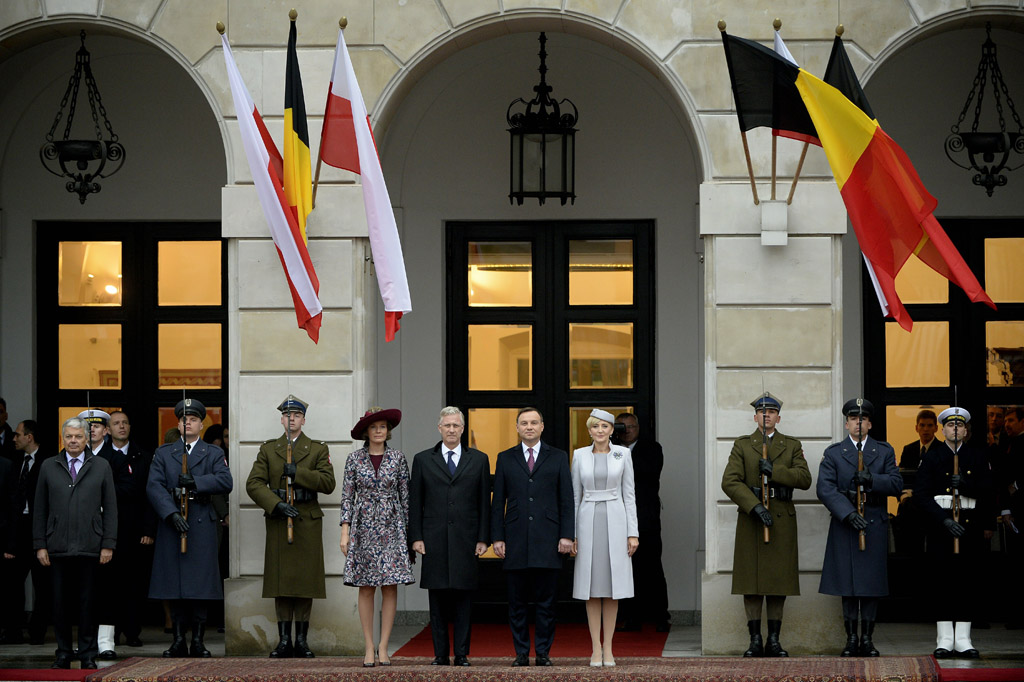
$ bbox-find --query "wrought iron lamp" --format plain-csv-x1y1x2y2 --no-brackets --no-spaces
506,32,578,206
944,22,1023,197
40,31,125,204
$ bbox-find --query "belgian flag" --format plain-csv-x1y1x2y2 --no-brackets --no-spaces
284,16,312,242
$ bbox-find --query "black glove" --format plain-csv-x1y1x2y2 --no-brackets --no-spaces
168,512,190,533
950,474,961,490
844,511,868,530
853,469,873,488
274,502,299,518
283,463,297,480
751,503,773,527
178,473,196,490
758,458,773,477
943,517,965,537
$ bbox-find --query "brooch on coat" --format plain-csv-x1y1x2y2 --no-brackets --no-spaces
613,451,623,460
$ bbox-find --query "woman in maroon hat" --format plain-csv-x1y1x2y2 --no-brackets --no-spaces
340,407,414,666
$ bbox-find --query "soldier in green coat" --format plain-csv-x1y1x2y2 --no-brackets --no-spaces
246,395,336,658
721,392,811,658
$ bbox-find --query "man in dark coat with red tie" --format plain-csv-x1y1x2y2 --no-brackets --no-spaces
409,406,490,666
490,407,574,667
148,399,232,658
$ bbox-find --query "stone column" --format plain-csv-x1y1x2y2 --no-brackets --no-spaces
700,181,849,655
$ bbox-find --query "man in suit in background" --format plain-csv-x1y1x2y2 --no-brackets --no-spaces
614,412,670,632
3,420,51,645
894,409,939,554
0,437,17,641
0,398,14,462
108,411,155,650
491,407,574,667
33,417,117,669
409,406,490,666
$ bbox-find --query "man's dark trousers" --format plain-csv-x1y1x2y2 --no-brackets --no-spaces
429,589,473,657
506,569,559,657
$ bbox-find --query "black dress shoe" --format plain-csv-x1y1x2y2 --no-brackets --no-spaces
535,655,553,666
616,622,641,632
52,656,72,669
431,656,450,665
958,648,980,659
656,621,671,632
126,637,144,647
453,655,470,666
934,647,953,658
98,649,118,660
512,653,529,666
81,658,98,669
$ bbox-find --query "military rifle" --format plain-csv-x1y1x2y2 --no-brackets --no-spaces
760,384,770,544
286,422,295,545
952,388,962,555
180,390,189,554
855,398,866,552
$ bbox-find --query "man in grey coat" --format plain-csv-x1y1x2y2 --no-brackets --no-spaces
409,407,490,666
33,417,117,670
148,399,232,658
817,398,902,657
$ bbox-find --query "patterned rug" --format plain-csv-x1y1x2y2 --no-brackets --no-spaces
393,623,669,657
85,655,939,682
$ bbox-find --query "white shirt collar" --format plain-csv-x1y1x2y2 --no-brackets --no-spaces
443,443,462,457
522,442,540,460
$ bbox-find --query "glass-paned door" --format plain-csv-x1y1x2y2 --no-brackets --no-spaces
39,223,227,450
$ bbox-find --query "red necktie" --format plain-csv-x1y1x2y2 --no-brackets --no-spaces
527,447,535,473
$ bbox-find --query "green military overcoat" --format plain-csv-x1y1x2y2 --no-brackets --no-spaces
721,429,812,596
246,432,336,599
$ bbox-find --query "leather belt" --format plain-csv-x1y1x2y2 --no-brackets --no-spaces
934,494,976,509
750,485,793,502
583,488,618,502
274,487,318,504
172,490,210,504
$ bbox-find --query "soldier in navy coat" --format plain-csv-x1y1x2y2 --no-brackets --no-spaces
409,406,490,666
817,398,902,657
914,407,995,659
147,399,232,658
490,407,574,667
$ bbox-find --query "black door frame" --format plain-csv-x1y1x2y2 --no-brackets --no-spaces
37,221,227,450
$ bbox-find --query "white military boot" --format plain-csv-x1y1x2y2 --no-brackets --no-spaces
934,621,954,658
97,624,117,659
953,621,980,658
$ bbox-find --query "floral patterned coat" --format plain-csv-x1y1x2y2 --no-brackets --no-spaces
339,446,414,587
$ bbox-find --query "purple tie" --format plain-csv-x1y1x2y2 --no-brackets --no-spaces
69,458,79,482
527,447,535,473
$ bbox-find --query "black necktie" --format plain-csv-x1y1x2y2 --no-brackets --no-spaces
447,450,456,475
20,454,30,484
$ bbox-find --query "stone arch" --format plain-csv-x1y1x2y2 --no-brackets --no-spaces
371,12,710,183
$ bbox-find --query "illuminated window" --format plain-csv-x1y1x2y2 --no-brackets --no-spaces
569,323,634,389
58,241,122,306
468,242,531,307
894,254,948,304
569,240,633,305
568,405,633,456
986,320,1024,387
58,324,121,389
884,321,949,388
158,324,223,389
984,238,1024,303
159,241,222,306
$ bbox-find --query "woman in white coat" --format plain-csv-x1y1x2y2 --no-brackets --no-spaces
572,409,639,667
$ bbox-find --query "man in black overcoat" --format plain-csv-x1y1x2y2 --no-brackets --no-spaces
914,407,995,659
409,406,490,666
148,399,232,659
490,407,574,667
894,409,938,555
613,412,669,631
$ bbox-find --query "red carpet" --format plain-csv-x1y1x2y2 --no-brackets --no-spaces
0,671,89,681
393,623,661,657
938,668,1024,682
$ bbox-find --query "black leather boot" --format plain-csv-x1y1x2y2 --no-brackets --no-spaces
293,622,315,658
860,620,879,657
162,621,188,658
190,623,212,658
743,620,763,657
841,619,859,657
270,621,293,658
764,620,789,657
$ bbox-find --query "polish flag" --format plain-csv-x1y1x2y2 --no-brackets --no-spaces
319,27,411,342
221,34,322,343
